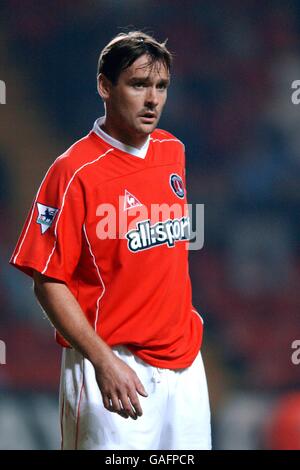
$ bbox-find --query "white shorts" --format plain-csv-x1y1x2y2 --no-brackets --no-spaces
59,346,211,450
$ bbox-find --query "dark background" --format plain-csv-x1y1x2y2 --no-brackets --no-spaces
0,0,300,449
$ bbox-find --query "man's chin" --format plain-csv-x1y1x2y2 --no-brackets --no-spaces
137,122,158,135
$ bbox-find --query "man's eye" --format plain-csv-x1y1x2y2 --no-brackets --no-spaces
157,84,167,90
133,83,144,88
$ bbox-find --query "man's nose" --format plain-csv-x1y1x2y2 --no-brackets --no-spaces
145,87,159,107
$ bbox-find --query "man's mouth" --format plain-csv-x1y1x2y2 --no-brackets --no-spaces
139,112,157,122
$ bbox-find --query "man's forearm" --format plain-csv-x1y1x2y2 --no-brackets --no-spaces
33,271,113,366
33,270,147,419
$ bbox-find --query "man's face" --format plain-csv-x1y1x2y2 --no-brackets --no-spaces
100,54,170,146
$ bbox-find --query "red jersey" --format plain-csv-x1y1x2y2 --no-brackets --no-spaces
10,117,203,369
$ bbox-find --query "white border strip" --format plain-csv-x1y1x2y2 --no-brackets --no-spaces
192,308,204,324
150,137,183,145
82,223,106,331
42,148,114,275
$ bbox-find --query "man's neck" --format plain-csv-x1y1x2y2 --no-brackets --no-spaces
100,119,148,150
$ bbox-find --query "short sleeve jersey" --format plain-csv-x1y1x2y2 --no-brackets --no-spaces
10,117,203,369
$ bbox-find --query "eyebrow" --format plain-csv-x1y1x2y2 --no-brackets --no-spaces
128,77,170,86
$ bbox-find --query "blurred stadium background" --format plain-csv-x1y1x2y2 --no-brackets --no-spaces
1,0,300,450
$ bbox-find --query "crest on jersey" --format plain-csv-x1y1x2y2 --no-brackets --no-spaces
169,173,185,199
36,202,59,234
123,190,142,211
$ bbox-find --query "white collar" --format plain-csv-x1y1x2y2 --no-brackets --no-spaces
92,116,150,159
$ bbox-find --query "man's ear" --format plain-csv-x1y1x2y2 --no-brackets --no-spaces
97,73,112,100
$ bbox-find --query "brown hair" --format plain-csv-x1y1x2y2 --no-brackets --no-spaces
97,31,172,85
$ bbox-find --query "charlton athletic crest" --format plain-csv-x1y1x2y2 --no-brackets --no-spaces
169,173,185,199
36,202,59,234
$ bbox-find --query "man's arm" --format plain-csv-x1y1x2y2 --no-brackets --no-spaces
33,270,148,420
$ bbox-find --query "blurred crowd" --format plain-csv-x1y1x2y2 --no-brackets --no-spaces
0,0,300,449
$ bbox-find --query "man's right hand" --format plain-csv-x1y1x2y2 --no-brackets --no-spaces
93,351,148,420
32,271,147,420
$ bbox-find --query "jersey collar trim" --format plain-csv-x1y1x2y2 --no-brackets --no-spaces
92,116,150,159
